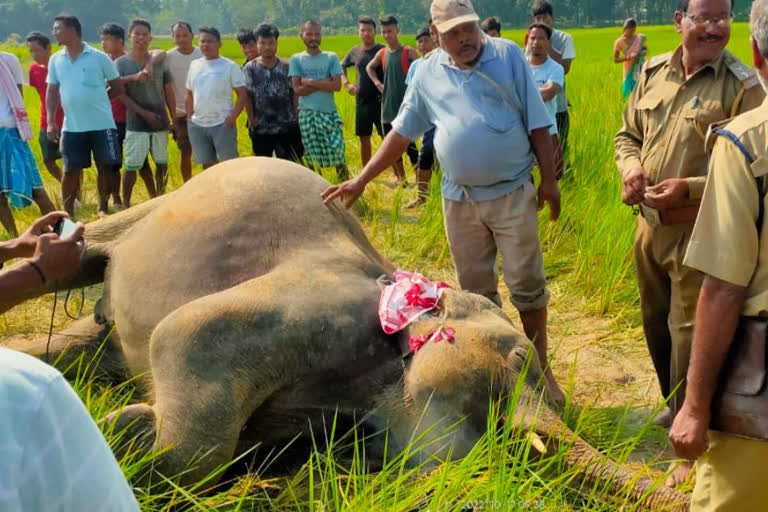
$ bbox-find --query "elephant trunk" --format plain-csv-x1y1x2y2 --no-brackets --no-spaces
559,435,689,511
523,405,690,512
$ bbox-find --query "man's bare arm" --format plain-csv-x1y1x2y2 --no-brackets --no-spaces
106,78,124,100
366,52,384,91
539,82,561,102
305,75,341,92
185,89,194,119
163,83,176,124
684,276,747,415
292,76,314,96
46,83,60,129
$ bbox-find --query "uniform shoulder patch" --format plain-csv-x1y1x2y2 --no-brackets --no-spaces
724,51,761,88
643,52,672,73
705,119,734,153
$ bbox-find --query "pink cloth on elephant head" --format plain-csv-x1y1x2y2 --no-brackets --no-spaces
378,270,452,335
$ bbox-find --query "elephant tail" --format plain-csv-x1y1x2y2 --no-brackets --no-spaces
0,195,167,313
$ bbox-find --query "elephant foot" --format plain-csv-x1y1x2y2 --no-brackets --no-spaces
104,403,157,463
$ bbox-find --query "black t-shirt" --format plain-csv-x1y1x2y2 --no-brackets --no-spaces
341,43,384,105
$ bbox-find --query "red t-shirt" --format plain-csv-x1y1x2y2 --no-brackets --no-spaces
29,62,64,130
109,53,127,124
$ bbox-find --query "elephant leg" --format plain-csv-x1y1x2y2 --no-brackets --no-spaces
1,315,125,381
127,283,286,486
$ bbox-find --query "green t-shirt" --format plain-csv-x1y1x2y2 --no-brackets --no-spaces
381,46,411,124
116,54,172,132
288,51,342,114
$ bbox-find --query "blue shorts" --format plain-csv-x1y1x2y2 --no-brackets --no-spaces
61,129,121,172
0,127,43,208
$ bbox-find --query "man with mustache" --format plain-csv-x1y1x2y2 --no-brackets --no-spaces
323,0,565,404
615,0,765,488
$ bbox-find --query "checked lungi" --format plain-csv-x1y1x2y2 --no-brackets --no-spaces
298,110,346,169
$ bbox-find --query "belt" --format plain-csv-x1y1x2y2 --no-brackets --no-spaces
639,204,700,227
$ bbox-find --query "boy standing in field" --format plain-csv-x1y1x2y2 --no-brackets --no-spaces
166,21,202,182
100,23,157,209
528,1,575,162
243,23,303,162
25,31,64,183
47,14,124,219
366,15,419,185
290,20,348,179
341,16,384,167
404,26,437,207
237,28,259,67
116,19,175,207
186,27,249,170
527,23,564,179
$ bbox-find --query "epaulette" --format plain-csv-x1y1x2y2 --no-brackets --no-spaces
705,118,734,153
643,52,672,73
724,51,761,89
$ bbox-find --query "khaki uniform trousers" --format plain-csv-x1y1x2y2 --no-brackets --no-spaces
692,431,768,511
634,217,704,413
442,181,550,312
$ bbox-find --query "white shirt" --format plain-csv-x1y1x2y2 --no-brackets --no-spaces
186,56,245,127
0,52,24,128
0,348,140,512
166,46,202,117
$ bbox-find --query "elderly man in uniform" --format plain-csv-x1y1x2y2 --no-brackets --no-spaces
669,1,768,508
322,0,564,402
614,0,764,487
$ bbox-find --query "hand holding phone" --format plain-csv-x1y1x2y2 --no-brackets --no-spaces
54,217,80,241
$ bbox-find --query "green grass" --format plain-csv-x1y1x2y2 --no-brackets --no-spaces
3,23,754,510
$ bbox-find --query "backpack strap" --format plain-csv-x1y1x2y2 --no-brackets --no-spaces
714,128,765,238
401,46,411,74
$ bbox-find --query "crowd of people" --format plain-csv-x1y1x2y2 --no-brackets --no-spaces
2,0,768,509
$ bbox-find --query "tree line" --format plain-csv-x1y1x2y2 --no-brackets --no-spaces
1,0,754,41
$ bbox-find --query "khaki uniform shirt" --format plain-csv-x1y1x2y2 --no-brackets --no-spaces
684,97,768,317
615,46,764,201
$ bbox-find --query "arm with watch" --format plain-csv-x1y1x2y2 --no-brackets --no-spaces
0,212,85,315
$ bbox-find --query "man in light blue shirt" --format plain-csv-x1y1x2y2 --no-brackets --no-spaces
290,20,348,180
324,0,564,403
527,23,565,178
46,14,124,219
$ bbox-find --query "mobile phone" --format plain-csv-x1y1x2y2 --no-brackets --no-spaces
54,217,79,240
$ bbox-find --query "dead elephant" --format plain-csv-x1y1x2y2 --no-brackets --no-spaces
2,158,689,510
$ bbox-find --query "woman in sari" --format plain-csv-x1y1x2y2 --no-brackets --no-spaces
614,18,647,99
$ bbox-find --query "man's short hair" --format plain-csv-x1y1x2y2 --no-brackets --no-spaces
25,31,51,48
54,14,82,37
128,18,151,34
528,23,552,40
236,28,256,45
416,26,431,40
380,14,398,27
677,0,733,12
171,20,193,34
531,1,554,17
481,17,502,34
751,0,768,58
99,23,125,43
198,26,221,42
302,19,321,31
254,23,279,40
358,15,376,29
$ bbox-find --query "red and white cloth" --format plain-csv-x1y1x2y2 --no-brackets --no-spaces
379,270,452,335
